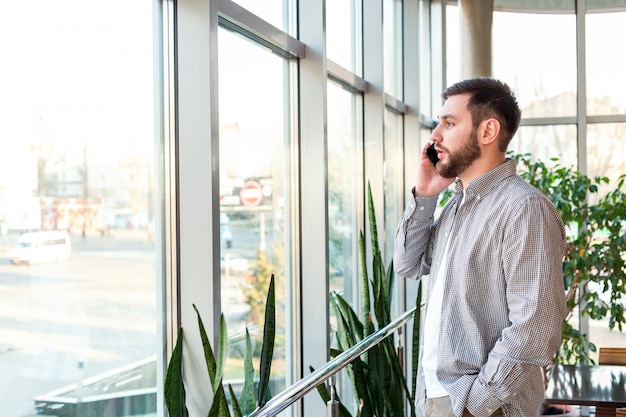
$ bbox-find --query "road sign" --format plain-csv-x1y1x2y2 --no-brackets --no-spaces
239,180,264,207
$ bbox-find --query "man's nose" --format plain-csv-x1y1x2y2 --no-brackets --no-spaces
430,125,442,142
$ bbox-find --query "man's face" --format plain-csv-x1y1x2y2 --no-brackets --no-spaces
431,94,481,179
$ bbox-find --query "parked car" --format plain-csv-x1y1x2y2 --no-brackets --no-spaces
9,230,71,265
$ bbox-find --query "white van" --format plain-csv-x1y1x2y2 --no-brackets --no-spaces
9,231,71,265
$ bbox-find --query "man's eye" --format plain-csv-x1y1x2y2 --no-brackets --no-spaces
446,122,453,127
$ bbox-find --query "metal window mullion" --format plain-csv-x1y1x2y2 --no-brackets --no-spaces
385,93,408,115
175,0,222,415
299,0,330,417
577,0,588,175
327,59,369,94
577,0,590,383
218,0,305,59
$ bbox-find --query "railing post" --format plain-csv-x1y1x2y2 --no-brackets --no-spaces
396,327,405,405
326,374,339,417
397,326,404,372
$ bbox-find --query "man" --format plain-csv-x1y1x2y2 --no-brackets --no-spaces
393,77,567,417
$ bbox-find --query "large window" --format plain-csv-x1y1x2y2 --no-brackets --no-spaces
218,27,296,399
383,108,404,273
326,78,364,417
511,125,578,166
327,80,363,306
586,9,626,116
383,0,405,272
0,2,159,416
586,121,626,354
492,9,577,119
326,0,362,74
384,0,404,99
377,105,408,320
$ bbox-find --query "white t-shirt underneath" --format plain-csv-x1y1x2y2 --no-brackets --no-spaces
422,195,462,398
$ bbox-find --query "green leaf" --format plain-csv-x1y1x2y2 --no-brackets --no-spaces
410,283,422,416
193,304,219,392
331,291,364,344
366,182,381,263
386,259,395,317
365,182,392,330
228,384,243,417
359,230,373,337
381,338,411,417
257,274,276,407
371,356,402,417
164,327,189,417
208,385,230,417
208,391,221,417
372,251,385,328
217,315,227,388
351,356,375,415
240,329,256,414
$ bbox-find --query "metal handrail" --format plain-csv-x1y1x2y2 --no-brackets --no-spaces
246,307,417,417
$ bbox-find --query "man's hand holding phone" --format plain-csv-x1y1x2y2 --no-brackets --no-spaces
426,142,440,166
414,142,454,197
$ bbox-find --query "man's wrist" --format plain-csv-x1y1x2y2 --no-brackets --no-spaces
411,186,438,198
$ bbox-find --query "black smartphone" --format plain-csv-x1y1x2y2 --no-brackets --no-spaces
425,143,439,166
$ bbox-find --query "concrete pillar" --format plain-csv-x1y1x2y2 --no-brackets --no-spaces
459,0,494,78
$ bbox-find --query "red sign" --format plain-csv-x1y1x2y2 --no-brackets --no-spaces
239,181,264,207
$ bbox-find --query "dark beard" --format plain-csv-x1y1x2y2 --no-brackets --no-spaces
436,128,481,179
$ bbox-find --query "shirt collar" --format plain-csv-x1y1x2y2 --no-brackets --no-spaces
453,158,517,203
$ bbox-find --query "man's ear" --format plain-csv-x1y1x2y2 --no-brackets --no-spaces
479,118,500,145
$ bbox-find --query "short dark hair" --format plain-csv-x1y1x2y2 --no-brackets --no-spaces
442,77,521,152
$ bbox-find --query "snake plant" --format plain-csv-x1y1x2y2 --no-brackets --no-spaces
164,275,276,417
316,183,421,417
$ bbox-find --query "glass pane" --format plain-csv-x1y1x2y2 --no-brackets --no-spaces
230,0,293,35
384,109,404,318
510,125,578,168
327,0,362,74
493,9,577,118
218,28,293,397
586,10,626,115
446,4,461,86
327,80,362,306
420,2,434,116
383,109,404,264
384,0,403,98
587,122,626,197
0,2,158,416
327,79,363,416
585,122,626,360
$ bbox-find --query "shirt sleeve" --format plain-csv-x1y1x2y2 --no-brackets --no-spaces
393,189,439,279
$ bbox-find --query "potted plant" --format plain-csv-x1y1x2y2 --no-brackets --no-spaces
164,275,277,417
513,153,626,365
314,183,422,417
